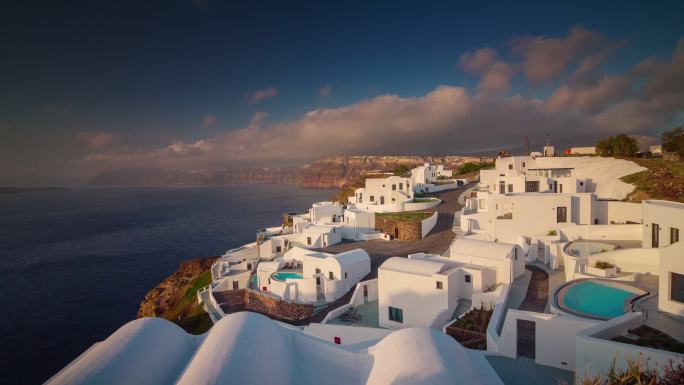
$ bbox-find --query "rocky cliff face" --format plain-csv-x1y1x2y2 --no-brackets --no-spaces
90,155,484,189
137,256,218,319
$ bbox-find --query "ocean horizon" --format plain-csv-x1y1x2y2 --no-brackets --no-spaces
0,185,336,385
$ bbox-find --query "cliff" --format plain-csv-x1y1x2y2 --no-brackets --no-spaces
90,155,483,188
137,256,218,334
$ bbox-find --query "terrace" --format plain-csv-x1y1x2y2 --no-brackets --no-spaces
327,300,380,328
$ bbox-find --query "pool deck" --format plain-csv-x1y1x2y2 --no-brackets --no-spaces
328,300,380,328
486,355,574,385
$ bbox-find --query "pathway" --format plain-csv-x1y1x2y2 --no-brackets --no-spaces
516,265,550,358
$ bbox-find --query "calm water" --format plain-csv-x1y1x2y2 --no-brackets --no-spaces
0,185,335,384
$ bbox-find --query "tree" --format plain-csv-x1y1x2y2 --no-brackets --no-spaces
662,127,684,158
393,164,411,176
595,135,638,157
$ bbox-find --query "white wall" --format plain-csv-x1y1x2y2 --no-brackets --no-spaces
420,212,438,238
559,224,642,242
659,241,684,316
378,268,450,329
576,313,683,381
593,201,642,224
642,200,684,248
303,323,392,346
497,310,598,370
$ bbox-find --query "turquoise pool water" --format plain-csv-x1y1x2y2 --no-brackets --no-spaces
562,281,633,319
272,271,304,281
566,241,617,257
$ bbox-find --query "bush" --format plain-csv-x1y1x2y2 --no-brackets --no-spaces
455,161,494,175
594,261,615,269
574,357,684,385
662,127,684,159
596,135,638,157
393,164,411,176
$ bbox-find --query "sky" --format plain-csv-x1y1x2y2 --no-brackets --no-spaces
1,0,684,181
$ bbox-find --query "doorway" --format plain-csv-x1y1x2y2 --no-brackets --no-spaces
394,227,399,239
652,223,660,248
517,319,536,358
363,285,368,302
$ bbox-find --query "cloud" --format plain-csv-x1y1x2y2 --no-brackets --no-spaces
510,25,610,83
477,62,516,93
81,32,684,171
201,115,217,127
249,111,269,126
458,48,498,74
247,87,278,104
77,131,119,149
319,84,333,97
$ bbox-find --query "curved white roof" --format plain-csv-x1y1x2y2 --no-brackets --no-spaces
380,256,448,275
450,238,517,260
332,248,370,265
47,312,503,385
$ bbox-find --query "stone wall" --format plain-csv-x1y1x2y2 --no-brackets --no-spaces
243,289,313,321
374,217,423,241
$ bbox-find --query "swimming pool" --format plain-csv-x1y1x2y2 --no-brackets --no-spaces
271,271,304,281
552,279,648,320
564,241,617,257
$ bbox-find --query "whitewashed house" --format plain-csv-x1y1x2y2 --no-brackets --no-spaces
350,175,414,212
449,238,525,284
257,246,370,303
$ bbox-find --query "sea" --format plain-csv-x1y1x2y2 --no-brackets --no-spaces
0,185,336,385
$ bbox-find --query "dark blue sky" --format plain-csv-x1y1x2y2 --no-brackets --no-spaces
2,0,683,178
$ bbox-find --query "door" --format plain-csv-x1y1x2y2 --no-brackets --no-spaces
394,227,399,239
552,181,558,193
363,285,368,301
517,319,536,358
232,281,239,290
380,196,385,204
652,223,660,248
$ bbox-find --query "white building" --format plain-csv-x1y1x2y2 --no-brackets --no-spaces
350,175,415,212
378,255,498,329
449,238,525,284
411,163,438,190
257,246,370,303
210,245,259,291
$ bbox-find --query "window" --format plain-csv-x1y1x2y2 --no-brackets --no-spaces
307,237,312,245
344,272,348,279
507,184,513,193
522,162,526,167
464,275,471,283
268,278,271,284
436,281,443,290
559,184,563,193
370,195,375,202
671,272,684,304
388,306,403,323
392,184,396,191
329,271,334,280
276,246,281,253
652,223,660,248
232,281,239,290
499,181,505,194
399,183,403,190
579,181,584,187
479,199,485,209
508,164,513,169
557,206,567,223
247,263,252,270
671,228,679,245
315,268,321,274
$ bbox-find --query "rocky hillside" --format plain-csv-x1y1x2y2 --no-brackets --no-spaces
137,256,218,334
90,155,484,188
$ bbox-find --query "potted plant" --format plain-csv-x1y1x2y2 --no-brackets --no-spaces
587,260,618,277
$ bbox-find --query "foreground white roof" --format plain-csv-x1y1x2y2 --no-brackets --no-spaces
47,312,503,385
450,238,517,260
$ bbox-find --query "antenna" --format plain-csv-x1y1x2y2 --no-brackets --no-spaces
546,133,550,147
525,135,530,156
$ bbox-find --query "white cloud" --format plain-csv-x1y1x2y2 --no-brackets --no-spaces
319,84,333,97
247,87,278,105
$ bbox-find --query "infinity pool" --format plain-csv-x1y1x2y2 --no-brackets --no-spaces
565,241,617,257
553,279,648,320
271,271,304,281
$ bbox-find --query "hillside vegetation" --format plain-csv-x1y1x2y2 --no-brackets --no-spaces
622,158,684,203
